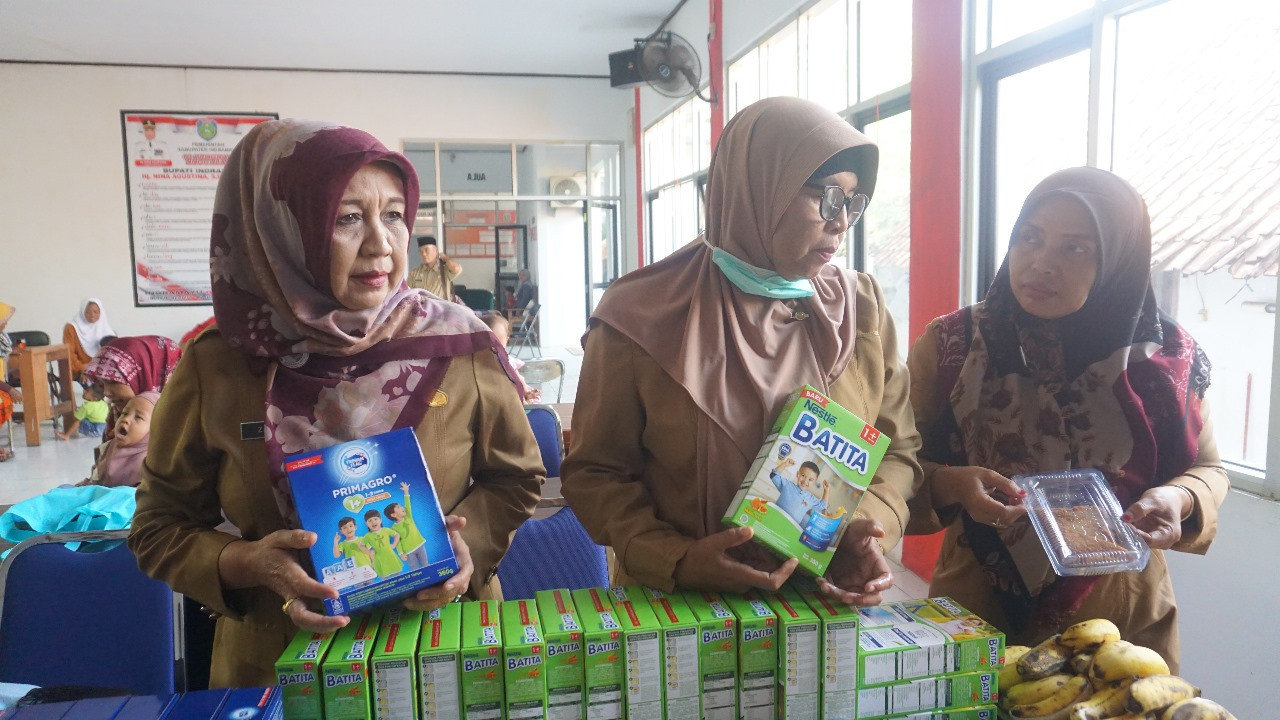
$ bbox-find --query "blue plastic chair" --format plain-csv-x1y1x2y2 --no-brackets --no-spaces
0,530,177,695
497,507,608,600
525,404,563,478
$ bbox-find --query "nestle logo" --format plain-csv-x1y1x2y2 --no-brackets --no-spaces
933,597,964,615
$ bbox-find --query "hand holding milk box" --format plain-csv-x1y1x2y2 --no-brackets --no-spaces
723,386,890,576
284,427,459,616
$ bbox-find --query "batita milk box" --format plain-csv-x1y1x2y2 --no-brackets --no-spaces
284,427,459,616
570,588,625,720
723,386,890,575
459,600,505,720
417,604,463,720
275,630,335,720
534,589,587,720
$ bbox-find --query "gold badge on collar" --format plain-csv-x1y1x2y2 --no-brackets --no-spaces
429,390,448,407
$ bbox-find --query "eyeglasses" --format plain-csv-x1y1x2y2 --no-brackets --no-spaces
804,182,869,224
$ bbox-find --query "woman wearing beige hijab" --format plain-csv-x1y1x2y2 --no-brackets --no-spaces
562,97,922,603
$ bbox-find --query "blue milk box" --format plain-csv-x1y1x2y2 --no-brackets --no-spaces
216,688,282,720
284,427,460,616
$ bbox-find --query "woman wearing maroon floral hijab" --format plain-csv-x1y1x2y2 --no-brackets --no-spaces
128,120,543,686
906,167,1227,670
82,334,181,441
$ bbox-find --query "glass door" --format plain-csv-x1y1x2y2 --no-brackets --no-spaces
586,201,620,317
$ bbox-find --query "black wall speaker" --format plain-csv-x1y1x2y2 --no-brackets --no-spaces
608,47,644,89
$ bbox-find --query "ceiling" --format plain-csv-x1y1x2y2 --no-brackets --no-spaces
0,0,677,77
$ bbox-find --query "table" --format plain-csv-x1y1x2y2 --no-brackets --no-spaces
9,343,75,446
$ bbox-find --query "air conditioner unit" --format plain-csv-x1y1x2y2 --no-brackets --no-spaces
549,175,586,208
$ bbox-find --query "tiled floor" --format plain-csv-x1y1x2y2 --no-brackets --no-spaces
0,343,929,598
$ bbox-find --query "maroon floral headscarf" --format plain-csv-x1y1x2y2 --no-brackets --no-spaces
923,167,1210,636
209,119,517,520
83,336,182,394
83,335,182,442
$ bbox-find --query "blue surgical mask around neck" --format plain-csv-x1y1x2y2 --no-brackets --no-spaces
704,239,815,299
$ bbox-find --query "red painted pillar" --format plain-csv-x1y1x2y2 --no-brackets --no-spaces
902,0,964,582
709,0,725,151
634,87,646,268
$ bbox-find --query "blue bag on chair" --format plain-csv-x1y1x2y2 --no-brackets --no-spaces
0,486,136,553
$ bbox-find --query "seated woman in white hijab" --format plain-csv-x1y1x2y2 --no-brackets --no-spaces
63,297,115,379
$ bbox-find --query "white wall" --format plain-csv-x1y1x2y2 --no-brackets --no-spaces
0,63,629,341
1167,489,1280,718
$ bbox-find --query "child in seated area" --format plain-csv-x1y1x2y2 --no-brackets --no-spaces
57,385,110,440
80,391,158,488
479,312,540,403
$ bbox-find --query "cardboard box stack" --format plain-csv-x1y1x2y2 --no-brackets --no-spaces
274,592,1002,720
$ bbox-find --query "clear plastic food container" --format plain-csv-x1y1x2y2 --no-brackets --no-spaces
1013,469,1150,576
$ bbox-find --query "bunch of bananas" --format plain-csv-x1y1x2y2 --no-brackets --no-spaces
997,619,1237,720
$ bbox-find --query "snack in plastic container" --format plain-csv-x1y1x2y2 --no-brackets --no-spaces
1013,469,1150,576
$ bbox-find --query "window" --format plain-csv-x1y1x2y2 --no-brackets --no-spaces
859,108,912,359
762,22,800,98
857,0,913,100
643,96,712,263
977,41,1090,290
978,0,1095,50
727,47,761,118
800,0,850,111
1110,0,1280,474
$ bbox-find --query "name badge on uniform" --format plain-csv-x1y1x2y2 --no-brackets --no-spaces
240,422,265,441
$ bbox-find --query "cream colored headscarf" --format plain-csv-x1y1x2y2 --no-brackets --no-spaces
592,96,879,533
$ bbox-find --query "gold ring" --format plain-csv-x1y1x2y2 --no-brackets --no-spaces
282,597,300,614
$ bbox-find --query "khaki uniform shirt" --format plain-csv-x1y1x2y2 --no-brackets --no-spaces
128,332,543,687
408,260,457,299
562,273,924,591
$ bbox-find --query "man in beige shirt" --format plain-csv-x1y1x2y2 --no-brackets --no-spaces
407,236,462,300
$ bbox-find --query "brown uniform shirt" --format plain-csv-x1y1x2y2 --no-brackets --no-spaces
407,260,457,300
128,331,543,686
562,273,924,591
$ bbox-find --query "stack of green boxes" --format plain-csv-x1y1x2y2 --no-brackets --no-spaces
371,609,423,720
417,604,461,720
797,588,861,719
851,598,1003,719
276,591,1003,720
720,593,778,720
679,590,738,720
277,631,335,720
607,586,664,720
460,600,504,719
640,589,700,720
571,588,624,720
500,599,546,719
534,589,585,720
759,588,820,720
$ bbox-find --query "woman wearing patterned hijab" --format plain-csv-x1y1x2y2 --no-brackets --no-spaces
82,334,181,440
563,97,923,604
128,120,543,686
906,167,1227,670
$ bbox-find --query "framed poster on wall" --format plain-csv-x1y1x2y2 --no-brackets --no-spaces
120,110,277,306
